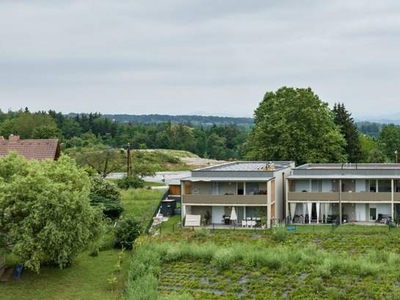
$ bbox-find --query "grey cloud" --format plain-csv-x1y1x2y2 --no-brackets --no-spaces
1,0,400,117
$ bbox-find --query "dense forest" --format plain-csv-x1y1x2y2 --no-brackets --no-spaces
0,108,249,160
99,114,254,127
1,87,400,167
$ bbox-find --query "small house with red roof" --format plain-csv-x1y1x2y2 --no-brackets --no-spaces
0,135,61,161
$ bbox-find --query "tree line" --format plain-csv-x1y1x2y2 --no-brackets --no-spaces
1,87,400,165
0,108,249,161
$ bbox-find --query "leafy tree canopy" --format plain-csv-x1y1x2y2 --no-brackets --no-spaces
0,153,103,273
68,146,125,178
245,87,347,165
89,175,124,219
378,124,400,162
0,111,57,139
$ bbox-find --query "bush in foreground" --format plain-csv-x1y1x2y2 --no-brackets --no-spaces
114,217,142,249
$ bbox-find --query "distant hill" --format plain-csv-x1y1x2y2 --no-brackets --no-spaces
103,114,254,127
354,112,400,125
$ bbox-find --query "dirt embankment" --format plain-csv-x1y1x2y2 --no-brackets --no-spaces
180,157,226,169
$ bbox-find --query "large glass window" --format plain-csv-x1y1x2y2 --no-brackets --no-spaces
396,180,400,192
246,182,259,195
341,180,355,192
378,180,391,192
368,180,376,192
237,182,244,195
311,180,322,192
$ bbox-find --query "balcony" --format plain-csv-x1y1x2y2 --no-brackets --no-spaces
341,192,391,202
288,191,394,202
182,194,268,205
288,192,339,201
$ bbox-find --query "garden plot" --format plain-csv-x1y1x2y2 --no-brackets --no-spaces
157,258,400,299
126,233,400,300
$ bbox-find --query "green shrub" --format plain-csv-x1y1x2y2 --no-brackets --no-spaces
114,217,142,249
89,175,124,218
117,176,145,189
90,194,124,219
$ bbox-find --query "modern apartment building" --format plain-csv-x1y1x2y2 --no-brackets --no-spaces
286,163,400,224
181,161,294,228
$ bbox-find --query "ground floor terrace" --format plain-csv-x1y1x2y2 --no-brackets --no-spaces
288,202,400,224
182,204,277,228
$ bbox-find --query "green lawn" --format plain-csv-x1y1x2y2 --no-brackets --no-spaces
1,249,130,300
120,188,166,224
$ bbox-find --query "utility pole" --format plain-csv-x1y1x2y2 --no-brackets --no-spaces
126,143,132,177
395,150,398,164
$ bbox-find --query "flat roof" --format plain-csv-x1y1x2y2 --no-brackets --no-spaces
196,161,294,172
289,175,400,180
296,163,400,170
182,176,274,182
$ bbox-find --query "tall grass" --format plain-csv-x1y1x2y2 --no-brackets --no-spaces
126,235,400,299
120,188,165,224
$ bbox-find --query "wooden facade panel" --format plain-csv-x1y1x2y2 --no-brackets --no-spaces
271,180,275,202
271,203,276,219
169,185,181,195
184,182,191,195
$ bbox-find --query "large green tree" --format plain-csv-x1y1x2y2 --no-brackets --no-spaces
332,103,362,162
358,134,380,163
378,124,400,162
69,146,125,178
245,87,347,164
0,111,58,139
0,153,103,272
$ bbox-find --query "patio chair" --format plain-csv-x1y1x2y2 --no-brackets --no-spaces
248,220,256,228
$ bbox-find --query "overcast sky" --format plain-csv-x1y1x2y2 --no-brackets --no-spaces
1,0,399,118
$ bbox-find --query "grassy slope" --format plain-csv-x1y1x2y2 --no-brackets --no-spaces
120,188,166,224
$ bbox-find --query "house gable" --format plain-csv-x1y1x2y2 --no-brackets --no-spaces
0,135,61,161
